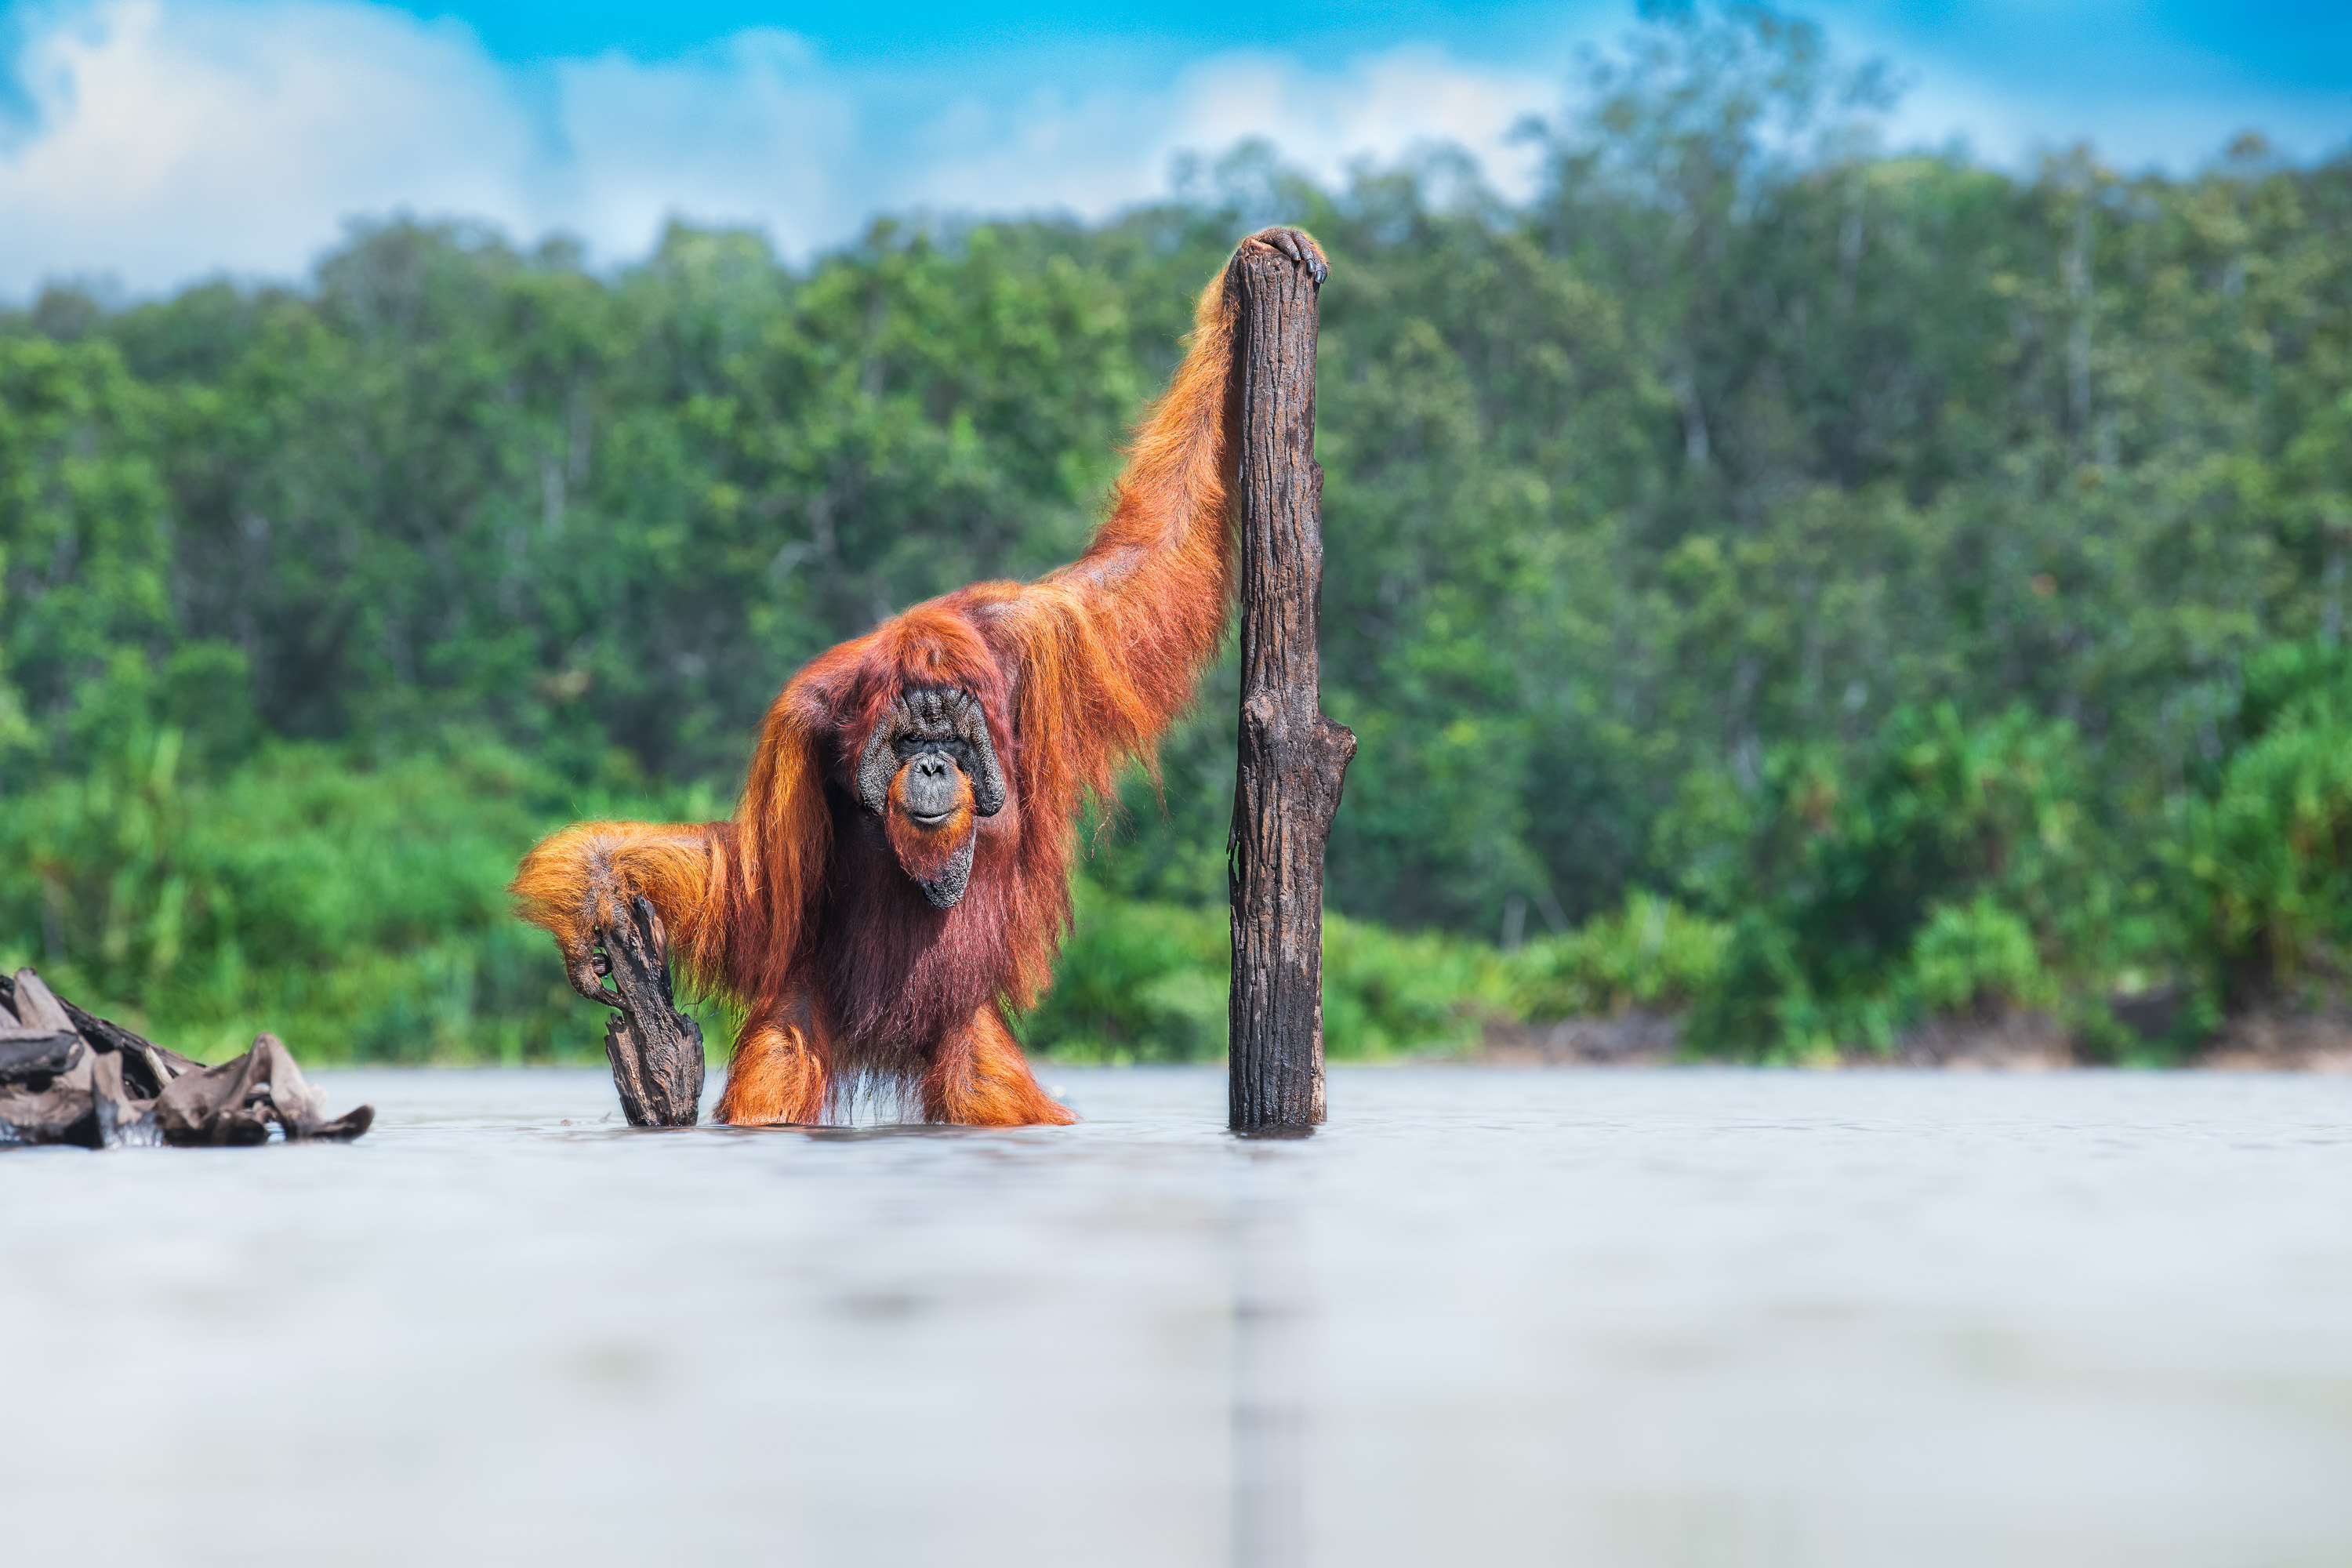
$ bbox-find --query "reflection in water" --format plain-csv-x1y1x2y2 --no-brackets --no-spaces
1231,1138,1310,1568
5,1066,2352,1567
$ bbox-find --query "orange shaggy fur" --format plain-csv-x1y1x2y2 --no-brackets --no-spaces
510,227,1322,1127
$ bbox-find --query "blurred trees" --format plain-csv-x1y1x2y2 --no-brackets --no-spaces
4,3,2350,1061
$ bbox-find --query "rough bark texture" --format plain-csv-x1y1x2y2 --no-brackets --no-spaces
598,895,706,1127
1228,242,1355,1133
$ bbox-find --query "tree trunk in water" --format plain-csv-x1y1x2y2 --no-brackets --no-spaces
600,896,706,1127
1228,238,1355,1134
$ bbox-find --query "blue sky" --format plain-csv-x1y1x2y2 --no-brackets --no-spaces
1,0,2345,297
397,0,2352,87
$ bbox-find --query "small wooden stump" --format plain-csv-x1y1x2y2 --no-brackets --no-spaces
597,895,705,1127
1227,232,1355,1134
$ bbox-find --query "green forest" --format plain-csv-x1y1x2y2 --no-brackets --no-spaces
2,6,2349,1066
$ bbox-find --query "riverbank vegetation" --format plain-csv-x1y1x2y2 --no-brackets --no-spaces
4,6,2348,1065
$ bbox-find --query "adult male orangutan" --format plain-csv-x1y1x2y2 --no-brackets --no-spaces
510,227,1327,1127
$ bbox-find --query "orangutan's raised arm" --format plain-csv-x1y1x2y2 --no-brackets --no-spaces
986,227,1327,826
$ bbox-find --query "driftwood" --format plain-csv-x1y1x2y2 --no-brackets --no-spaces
1227,231,1355,1133
594,895,705,1127
0,968,370,1149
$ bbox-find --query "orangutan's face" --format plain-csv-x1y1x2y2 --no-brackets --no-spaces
855,687,1005,909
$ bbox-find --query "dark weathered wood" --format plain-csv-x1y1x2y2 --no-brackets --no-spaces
0,970,199,1098
597,895,706,1127
0,1057,99,1148
0,968,369,1149
155,1032,372,1145
0,1027,85,1081
1228,232,1355,1134
0,968,99,1145
9,969,73,1033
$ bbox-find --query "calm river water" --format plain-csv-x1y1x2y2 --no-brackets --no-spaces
5,1065,2350,1566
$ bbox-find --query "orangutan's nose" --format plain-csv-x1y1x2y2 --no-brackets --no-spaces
901,751,963,821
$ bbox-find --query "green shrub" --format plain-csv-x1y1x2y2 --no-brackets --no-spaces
1678,703,2097,1059
1503,891,1730,1022
2176,641,2352,1008
1320,913,1507,1058
1015,882,1231,1063
1020,881,1506,1062
1902,895,2055,1017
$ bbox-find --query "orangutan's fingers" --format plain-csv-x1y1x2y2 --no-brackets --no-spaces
569,953,625,1008
1251,227,1327,285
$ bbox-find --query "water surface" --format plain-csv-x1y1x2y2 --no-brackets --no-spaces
4,1066,2350,1566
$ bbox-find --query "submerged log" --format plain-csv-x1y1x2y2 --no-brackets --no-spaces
155,1033,373,1145
0,968,370,1149
56,995,203,1099
0,1052,100,1148
0,1024,82,1082
596,895,705,1127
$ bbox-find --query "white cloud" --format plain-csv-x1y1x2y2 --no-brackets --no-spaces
0,0,537,292
856,45,1557,223
0,0,1559,298
1162,46,1555,201
538,31,859,253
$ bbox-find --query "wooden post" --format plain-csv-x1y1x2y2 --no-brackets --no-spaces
1229,232,1355,1134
